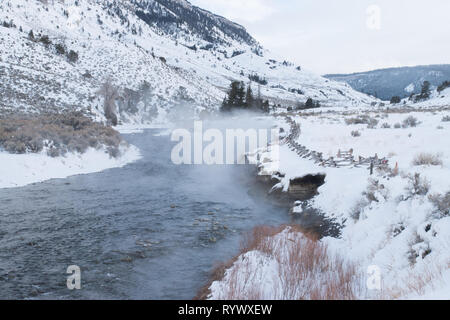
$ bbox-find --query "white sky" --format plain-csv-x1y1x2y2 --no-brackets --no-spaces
190,0,450,75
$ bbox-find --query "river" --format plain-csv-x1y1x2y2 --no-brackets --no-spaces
0,116,307,299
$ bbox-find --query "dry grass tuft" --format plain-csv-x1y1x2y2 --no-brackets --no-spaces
412,153,443,166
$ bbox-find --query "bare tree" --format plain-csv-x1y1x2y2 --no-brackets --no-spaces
98,78,119,126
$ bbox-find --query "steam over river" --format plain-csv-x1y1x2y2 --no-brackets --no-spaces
0,117,297,299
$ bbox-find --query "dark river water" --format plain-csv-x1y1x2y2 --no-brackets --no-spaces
0,117,303,299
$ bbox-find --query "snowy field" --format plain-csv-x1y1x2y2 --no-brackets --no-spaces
210,105,450,300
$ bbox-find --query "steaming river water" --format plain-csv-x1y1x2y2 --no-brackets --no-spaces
0,117,302,299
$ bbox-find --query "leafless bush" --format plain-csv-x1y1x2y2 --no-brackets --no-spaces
428,192,450,217
412,153,443,166
402,116,419,128
345,115,378,127
405,173,430,198
351,130,361,137
98,79,119,126
394,123,401,129
240,225,287,255
381,122,391,129
201,225,366,300
364,178,389,203
442,116,450,122
387,262,448,298
0,113,122,158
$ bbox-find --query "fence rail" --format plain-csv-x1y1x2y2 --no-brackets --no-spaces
282,116,389,171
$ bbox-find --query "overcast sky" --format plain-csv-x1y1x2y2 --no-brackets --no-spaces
190,0,450,75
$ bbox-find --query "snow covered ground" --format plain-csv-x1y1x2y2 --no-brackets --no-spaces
0,144,141,189
210,105,450,300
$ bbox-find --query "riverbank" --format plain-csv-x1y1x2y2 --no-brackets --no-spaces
0,144,141,189
0,113,143,189
205,108,450,300
0,125,294,299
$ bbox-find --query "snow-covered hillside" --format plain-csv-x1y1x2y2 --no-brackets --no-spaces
0,0,377,126
402,87,450,110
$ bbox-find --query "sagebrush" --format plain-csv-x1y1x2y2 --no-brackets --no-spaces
0,112,123,157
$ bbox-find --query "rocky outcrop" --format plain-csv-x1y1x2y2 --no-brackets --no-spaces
288,174,326,200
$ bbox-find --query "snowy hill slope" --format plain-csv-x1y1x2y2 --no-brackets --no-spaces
403,87,450,109
0,0,377,125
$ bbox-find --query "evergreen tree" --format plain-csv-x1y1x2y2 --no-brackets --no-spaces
305,98,314,108
437,80,450,93
228,81,240,107
262,100,270,113
220,96,231,112
415,81,431,101
245,84,254,108
390,96,401,104
420,81,431,98
236,81,245,107
221,81,271,113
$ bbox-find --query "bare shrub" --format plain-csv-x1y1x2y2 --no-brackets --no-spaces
394,123,401,129
54,43,66,55
366,118,379,129
412,153,443,166
201,225,366,300
404,265,443,296
428,192,450,217
351,130,361,137
402,116,419,128
345,115,378,127
442,116,450,122
364,178,389,203
67,50,79,63
39,34,51,46
387,262,448,298
381,122,391,129
240,225,286,255
0,113,122,158
98,79,119,126
405,173,430,198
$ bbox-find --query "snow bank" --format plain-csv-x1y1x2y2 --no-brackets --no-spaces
215,108,450,299
0,145,141,189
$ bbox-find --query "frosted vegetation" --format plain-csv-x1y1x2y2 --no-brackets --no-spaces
0,112,123,158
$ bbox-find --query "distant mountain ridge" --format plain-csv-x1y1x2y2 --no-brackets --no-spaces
324,64,450,101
